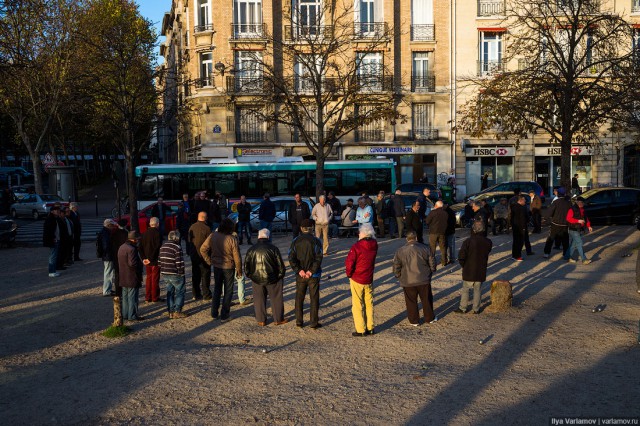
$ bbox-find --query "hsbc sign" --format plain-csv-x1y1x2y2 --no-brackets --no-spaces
465,147,515,157
533,146,594,156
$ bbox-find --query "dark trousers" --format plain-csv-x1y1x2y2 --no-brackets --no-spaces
73,238,81,260
377,217,385,237
531,208,542,233
544,224,569,255
292,225,301,238
493,218,508,235
512,228,532,258
403,284,434,324
212,267,235,319
190,255,211,299
58,240,72,267
252,280,285,323
295,276,320,327
429,233,448,265
415,228,424,244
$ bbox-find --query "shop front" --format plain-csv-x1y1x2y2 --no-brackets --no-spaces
464,146,515,195
534,146,593,196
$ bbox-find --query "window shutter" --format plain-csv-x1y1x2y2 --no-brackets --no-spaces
412,0,432,25
374,0,383,23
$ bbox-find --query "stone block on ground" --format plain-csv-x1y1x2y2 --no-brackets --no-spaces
486,280,512,312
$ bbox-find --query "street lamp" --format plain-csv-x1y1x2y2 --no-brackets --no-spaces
214,61,227,76
614,138,621,187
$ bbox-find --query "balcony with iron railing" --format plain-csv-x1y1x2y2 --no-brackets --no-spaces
195,76,214,88
478,0,504,16
356,75,394,92
633,0,640,12
294,131,320,143
353,22,388,39
231,23,266,39
226,76,267,94
284,25,333,41
295,77,340,94
477,60,507,76
356,129,385,142
413,128,439,141
410,24,435,41
544,0,600,14
236,130,269,143
194,23,214,33
411,75,436,92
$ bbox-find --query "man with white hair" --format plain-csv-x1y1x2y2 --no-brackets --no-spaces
140,217,163,302
159,230,187,319
425,200,449,266
311,194,333,255
345,223,378,337
244,228,287,326
99,218,118,295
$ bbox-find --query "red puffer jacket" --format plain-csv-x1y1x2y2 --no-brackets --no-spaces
345,237,378,285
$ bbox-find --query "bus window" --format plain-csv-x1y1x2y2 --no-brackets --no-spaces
139,175,159,200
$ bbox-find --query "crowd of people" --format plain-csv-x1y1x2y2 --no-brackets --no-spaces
43,203,82,278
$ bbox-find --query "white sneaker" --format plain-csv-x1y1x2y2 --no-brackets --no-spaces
48,272,60,278
429,316,439,324
543,253,549,258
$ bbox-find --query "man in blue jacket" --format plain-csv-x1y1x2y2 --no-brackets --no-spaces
258,193,276,241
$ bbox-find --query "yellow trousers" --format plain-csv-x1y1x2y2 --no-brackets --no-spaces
350,279,374,333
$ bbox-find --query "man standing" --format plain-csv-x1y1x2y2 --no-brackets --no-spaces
118,231,144,321
151,197,172,237
571,174,581,196
208,196,222,231
353,197,373,226
69,202,82,261
236,195,253,245
140,217,163,303
529,190,542,233
511,195,533,261
565,197,593,264
327,191,342,238
312,194,333,255
200,218,242,321
100,219,117,295
60,207,74,267
374,191,386,238
216,190,228,219
288,219,324,328
258,193,276,241
405,200,424,244
543,187,571,258
159,230,188,319
288,193,311,238
444,202,457,262
472,201,489,237
192,192,210,224
392,231,437,326
493,198,509,235
244,228,287,326
425,200,449,266
392,190,406,238
110,219,129,297
345,223,378,337
417,188,431,224
455,220,493,314
43,206,62,278
481,172,489,190
177,193,191,245
188,211,212,301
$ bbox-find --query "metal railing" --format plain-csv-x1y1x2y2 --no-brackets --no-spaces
295,131,320,143
410,24,435,41
356,129,385,142
295,77,340,93
231,23,266,39
477,60,506,76
634,0,640,13
194,23,214,33
236,130,268,143
353,22,388,39
284,25,333,41
356,75,394,92
411,75,436,92
195,76,214,88
413,128,439,141
478,0,505,16
226,76,266,94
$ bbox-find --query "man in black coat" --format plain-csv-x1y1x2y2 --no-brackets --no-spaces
543,187,571,258
425,200,449,266
150,197,173,237
455,220,492,314
258,193,276,241
244,228,287,326
472,201,489,237
405,200,424,244
444,202,457,262
511,195,533,261
69,202,82,261
288,193,311,238
236,195,253,244
43,206,62,278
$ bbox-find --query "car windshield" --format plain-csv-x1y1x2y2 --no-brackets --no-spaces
40,195,63,202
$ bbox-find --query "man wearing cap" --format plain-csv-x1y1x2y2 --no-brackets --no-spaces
565,196,593,264
118,231,144,321
288,218,324,328
100,219,118,295
244,229,287,326
543,187,571,258
529,190,543,233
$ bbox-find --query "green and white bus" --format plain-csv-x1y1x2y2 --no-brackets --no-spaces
135,158,396,209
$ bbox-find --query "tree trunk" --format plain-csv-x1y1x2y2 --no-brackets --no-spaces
126,154,139,233
560,134,572,191
315,152,325,200
32,155,44,195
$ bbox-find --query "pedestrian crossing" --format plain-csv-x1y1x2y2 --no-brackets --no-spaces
15,218,106,244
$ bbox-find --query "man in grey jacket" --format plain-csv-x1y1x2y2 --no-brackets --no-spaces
392,231,437,326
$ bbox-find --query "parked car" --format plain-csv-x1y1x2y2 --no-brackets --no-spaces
10,194,69,219
120,201,180,234
228,196,315,233
0,216,18,247
466,181,545,203
395,183,441,201
572,187,640,225
384,191,434,216
451,191,531,227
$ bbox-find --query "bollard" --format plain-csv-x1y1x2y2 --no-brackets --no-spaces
95,195,98,217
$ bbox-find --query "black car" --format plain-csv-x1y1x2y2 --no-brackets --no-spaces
467,181,545,203
0,216,18,247
573,187,640,225
395,183,441,201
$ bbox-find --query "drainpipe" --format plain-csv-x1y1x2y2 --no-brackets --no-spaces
450,0,457,178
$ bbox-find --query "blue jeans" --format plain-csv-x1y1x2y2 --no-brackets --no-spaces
460,281,482,313
103,261,115,295
259,220,272,241
565,229,587,261
447,234,457,261
238,221,251,243
212,267,235,319
48,242,59,273
164,274,186,313
237,273,247,302
121,287,140,320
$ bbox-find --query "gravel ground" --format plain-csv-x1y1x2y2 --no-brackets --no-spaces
0,225,638,425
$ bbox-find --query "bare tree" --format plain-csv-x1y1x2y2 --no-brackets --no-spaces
456,0,632,189
0,0,82,193
229,0,404,198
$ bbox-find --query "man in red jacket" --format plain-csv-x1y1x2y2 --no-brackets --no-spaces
564,197,593,264
345,223,378,337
